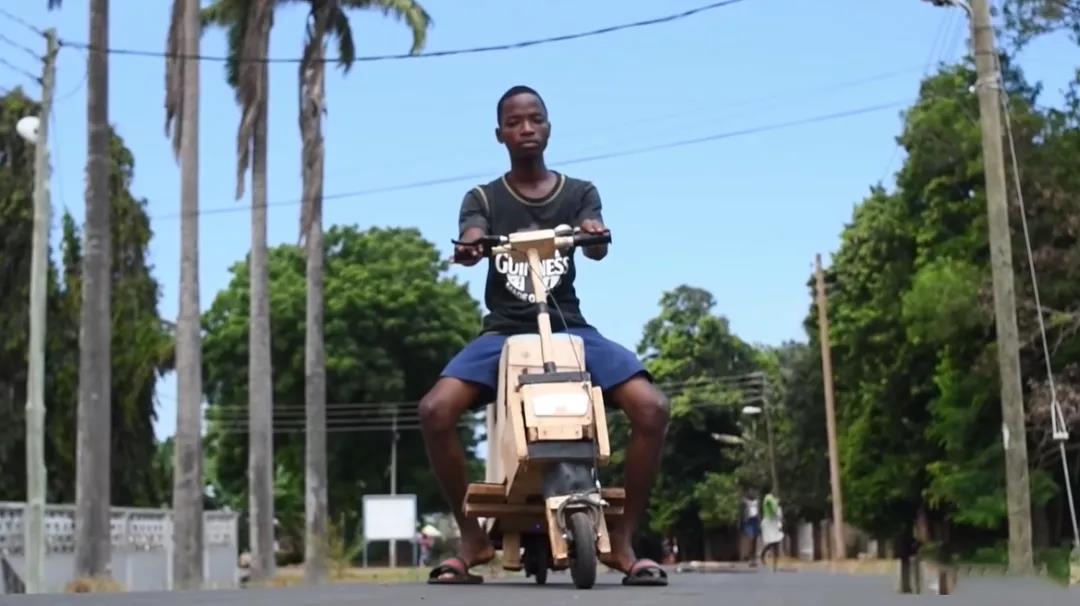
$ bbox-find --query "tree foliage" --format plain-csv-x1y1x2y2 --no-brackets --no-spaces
1003,0,1080,48
0,89,172,507
200,225,482,558
817,57,1080,552
602,286,766,558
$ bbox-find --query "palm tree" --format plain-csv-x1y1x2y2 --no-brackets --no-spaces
201,0,277,583
292,0,430,583
165,0,204,589
65,0,113,581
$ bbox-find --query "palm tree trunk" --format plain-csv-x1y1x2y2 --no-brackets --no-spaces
300,15,329,584
248,68,276,584
74,0,112,580
171,0,204,589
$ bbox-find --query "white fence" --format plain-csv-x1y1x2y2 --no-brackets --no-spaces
0,502,239,593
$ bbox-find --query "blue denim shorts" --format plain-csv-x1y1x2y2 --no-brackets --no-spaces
441,326,650,405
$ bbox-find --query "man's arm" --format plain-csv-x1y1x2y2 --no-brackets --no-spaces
576,182,608,261
456,188,489,266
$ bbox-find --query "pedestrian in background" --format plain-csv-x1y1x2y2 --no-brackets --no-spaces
760,490,784,572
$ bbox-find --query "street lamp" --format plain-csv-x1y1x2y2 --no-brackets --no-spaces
16,116,40,144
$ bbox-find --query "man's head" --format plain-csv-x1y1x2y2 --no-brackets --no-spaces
495,85,550,159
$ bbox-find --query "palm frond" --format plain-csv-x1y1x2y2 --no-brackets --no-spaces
164,0,188,158
345,0,432,56
328,6,356,71
201,0,252,90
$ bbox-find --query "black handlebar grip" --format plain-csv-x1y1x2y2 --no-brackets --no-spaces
574,233,612,248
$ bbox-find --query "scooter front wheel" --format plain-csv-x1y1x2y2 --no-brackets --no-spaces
568,511,597,589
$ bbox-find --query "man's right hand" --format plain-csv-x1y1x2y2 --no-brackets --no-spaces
453,227,486,266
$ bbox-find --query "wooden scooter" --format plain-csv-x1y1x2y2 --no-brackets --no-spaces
453,224,624,589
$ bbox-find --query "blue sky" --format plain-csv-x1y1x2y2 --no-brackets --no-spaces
2,0,1076,443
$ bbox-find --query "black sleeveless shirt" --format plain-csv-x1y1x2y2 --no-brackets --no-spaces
458,172,604,335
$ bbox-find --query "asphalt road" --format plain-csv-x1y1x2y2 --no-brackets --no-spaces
0,569,1071,605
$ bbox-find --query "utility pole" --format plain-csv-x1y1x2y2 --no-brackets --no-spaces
923,0,1035,574
815,254,845,561
388,406,398,567
21,28,58,595
754,372,780,497
762,397,779,498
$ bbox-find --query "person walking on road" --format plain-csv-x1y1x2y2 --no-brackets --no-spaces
760,490,784,572
741,489,761,564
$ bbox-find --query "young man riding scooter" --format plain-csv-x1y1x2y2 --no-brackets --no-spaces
419,85,670,586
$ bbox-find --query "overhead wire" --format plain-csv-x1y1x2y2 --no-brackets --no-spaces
205,373,768,416
51,0,752,64
0,7,47,37
152,98,908,221
0,32,43,61
878,9,960,184
0,57,40,84
206,375,768,435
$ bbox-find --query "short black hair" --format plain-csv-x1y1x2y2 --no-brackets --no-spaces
497,85,546,123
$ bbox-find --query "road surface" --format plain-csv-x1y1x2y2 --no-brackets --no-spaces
1,569,1069,605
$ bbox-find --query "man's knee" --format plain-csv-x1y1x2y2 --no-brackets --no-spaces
419,393,456,434
617,377,669,437
418,379,476,434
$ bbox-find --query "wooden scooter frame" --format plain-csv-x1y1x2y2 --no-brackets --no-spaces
460,225,623,586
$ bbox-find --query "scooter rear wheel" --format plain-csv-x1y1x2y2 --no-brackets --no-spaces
568,511,597,589
524,534,549,585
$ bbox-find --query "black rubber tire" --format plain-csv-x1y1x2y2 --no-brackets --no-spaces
568,511,597,589
532,535,549,585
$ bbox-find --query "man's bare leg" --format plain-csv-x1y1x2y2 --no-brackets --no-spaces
599,375,669,572
419,377,496,575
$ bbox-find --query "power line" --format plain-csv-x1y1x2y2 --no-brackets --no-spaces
878,10,960,184
0,57,40,84
0,32,43,61
153,98,907,221
0,8,47,37
200,374,767,412
53,0,751,64
210,390,767,434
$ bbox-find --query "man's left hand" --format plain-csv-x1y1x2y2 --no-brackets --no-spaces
579,219,608,235
579,219,609,260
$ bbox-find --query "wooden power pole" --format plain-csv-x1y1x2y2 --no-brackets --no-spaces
923,0,1035,574
969,0,1035,574
815,254,845,561
24,28,58,595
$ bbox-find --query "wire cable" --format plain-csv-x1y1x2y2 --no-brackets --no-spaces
55,0,751,64
152,98,907,221
0,32,43,61
0,57,40,84
0,8,47,37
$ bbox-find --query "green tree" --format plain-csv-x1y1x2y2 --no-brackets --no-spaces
0,89,171,509
1004,0,1080,48
201,226,481,562
820,56,1080,559
606,285,762,560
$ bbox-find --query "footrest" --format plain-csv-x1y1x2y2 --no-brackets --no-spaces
463,482,625,518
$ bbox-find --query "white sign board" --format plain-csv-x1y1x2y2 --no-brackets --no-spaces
362,494,417,542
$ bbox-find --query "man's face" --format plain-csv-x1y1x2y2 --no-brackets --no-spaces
496,93,550,158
